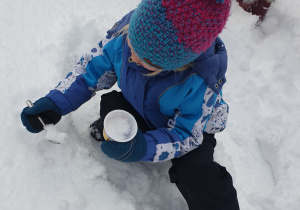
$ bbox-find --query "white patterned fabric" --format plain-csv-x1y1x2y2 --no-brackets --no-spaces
204,92,229,133
153,87,225,162
55,36,116,93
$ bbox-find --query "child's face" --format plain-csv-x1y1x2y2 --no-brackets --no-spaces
127,37,162,72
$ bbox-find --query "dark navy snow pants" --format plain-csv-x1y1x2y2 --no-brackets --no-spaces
169,134,240,210
99,91,240,210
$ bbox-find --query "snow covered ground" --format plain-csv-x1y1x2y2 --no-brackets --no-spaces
0,0,299,209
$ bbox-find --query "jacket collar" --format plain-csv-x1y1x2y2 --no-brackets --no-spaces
191,37,228,94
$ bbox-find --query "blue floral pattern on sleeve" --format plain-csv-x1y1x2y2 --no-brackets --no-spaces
54,36,116,94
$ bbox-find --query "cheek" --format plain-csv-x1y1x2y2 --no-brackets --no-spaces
131,52,141,62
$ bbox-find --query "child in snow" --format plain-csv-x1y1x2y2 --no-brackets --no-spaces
21,0,239,209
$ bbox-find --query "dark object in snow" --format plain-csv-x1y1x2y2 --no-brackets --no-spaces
89,118,105,142
236,0,274,21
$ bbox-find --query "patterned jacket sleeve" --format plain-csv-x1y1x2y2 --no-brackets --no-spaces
45,10,136,115
45,36,118,115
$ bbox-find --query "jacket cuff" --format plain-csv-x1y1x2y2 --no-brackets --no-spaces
100,130,147,162
46,90,74,116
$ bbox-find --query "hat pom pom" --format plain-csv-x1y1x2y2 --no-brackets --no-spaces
216,0,225,3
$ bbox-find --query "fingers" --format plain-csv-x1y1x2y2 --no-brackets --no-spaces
26,115,45,131
24,98,56,115
21,109,42,133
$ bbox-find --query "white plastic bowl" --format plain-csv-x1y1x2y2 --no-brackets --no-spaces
103,110,138,142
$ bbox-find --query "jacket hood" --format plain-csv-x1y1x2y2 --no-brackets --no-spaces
191,37,228,94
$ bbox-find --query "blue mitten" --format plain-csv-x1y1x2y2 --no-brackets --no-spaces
101,129,147,162
21,97,62,133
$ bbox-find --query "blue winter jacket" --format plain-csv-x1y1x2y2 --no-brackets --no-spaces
46,10,229,162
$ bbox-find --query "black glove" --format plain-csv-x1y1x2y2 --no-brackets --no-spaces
101,129,147,162
21,97,62,133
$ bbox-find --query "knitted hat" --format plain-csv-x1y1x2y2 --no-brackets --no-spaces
128,0,231,71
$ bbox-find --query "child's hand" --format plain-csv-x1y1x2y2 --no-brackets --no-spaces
21,97,62,133
101,129,147,162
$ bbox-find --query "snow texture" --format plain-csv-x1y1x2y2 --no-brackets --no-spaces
104,112,134,142
0,0,299,210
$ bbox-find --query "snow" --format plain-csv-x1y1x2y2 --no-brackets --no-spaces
43,124,68,144
0,0,299,209
104,110,136,142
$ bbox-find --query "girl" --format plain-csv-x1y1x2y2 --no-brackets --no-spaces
21,0,239,209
